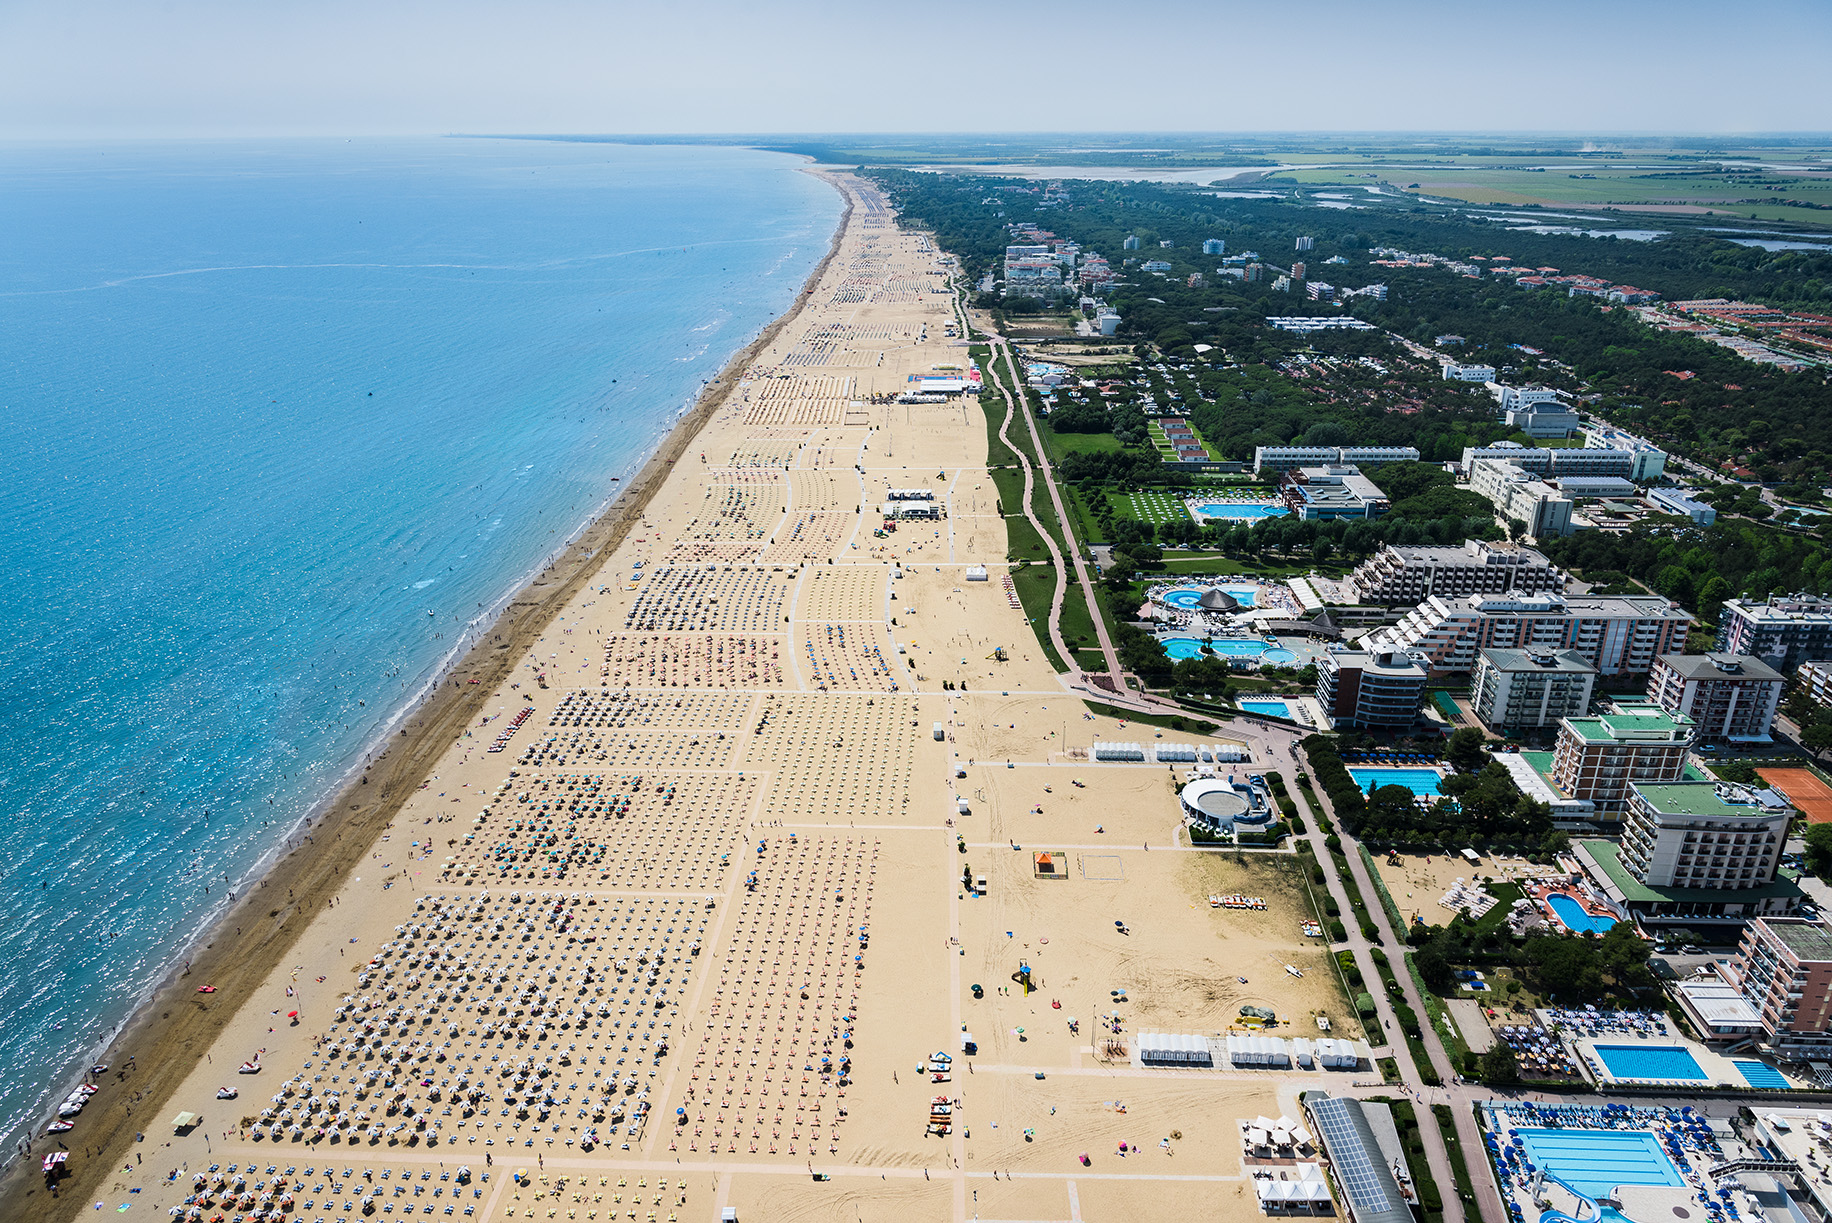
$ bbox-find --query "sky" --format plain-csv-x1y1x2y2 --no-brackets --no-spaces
2,0,1830,139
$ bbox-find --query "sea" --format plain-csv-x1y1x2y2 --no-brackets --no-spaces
0,137,841,1160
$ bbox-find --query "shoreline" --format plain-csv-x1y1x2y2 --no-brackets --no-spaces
7,169,852,1220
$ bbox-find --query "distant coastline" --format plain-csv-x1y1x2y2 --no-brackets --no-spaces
4,168,850,1220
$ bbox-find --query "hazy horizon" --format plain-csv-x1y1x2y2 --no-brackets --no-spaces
4,0,1829,140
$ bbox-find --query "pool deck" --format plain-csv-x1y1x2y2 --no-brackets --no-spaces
1481,1100,1798,1223
1524,878,1623,934
1569,1030,1755,1089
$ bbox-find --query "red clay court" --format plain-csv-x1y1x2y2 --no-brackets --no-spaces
1758,767,1832,823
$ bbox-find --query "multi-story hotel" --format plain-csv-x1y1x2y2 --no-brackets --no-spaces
1363,593,1689,678
1350,540,1565,605
1577,780,1800,929
1549,701,1693,814
1472,648,1596,732
1315,647,1429,730
1727,919,1832,1059
1646,652,1785,744
1719,593,1832,672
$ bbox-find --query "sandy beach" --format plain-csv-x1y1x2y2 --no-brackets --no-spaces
21,174,1352,1223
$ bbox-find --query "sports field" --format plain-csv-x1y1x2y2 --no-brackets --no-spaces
1758,767,1832,823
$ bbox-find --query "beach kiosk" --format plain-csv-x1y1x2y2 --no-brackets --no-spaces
172,1111,200,1133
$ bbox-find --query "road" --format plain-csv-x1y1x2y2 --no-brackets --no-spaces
1289,761,1486,1223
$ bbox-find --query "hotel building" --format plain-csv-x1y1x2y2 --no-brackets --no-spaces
1646,652,1785,745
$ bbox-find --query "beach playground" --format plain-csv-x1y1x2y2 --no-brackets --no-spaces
58,175,1339,1223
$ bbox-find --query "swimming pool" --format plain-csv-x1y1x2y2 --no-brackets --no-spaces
1733,1059,1790,1089
1162,637,1207,660
1592,1044,1709,1082
1238,699,1292,719
1546,893,1620,935
1193,502,1287,521
1160,586,1258,611
1346,767,1444,797
1514,1128,1685,1198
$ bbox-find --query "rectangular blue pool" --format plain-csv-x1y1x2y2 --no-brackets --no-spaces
1514,1128,1685,1198
1733,1059,1789,1089
1593,1043,1709,1082
1347,767,1444,798
1238,699,1292,719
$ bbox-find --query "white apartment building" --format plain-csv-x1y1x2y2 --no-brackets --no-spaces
1469,458,1574,538
1252,445,1420,474
1583,426,1668,481
1472,647,1597,732
1620,782,1788,891
1364,593,1691,678
1443,363,1498,382
1349,540,1565,604
1646,652,1785,744
1460,442,1656,481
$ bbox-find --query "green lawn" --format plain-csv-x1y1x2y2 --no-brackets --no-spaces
1044,430,1125,458
1009,564,1069,673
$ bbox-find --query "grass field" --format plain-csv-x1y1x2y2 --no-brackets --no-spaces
1123,490,1193,525
1268,159,1832,225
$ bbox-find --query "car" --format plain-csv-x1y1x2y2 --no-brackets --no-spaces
1680,945,1703,955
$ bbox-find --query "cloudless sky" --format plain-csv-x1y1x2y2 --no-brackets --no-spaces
2,0,1829,139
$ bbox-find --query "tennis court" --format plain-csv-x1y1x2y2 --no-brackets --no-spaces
1759,767,1832,823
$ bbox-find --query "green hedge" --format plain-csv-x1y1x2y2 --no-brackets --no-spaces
1303,734,1365,821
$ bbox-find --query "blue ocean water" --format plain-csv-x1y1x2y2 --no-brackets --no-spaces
0,137,840,1157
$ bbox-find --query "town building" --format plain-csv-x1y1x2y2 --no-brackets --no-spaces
1577,780,1799,928
1244,263,1266,283
1469,458,1574,538
1506,402,1583,439
1493,385,1564,414
1291,261,1306,281
1647,652,1785,744
1472,648,1597,732
1718,594,1832,672
1799,660,1832,709
1582,426,1668,481
1460,442,1653,481
1202,238,1226,255
1280,465,1390,521
1365,593,1691,679
1003,255,1064,298
1295,236,1314,252
1646,487,1716,525
1550,702,1695,814
1350,540,1565,604
1267,316,1376,334
1552,474,1638,499
1443,363,1498,382
1252,445,1420,475
1141,259,1173,273
1315,647,1429,730
1305,281,1335,302
1122,235,1140,251
1725,919,1832,1059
